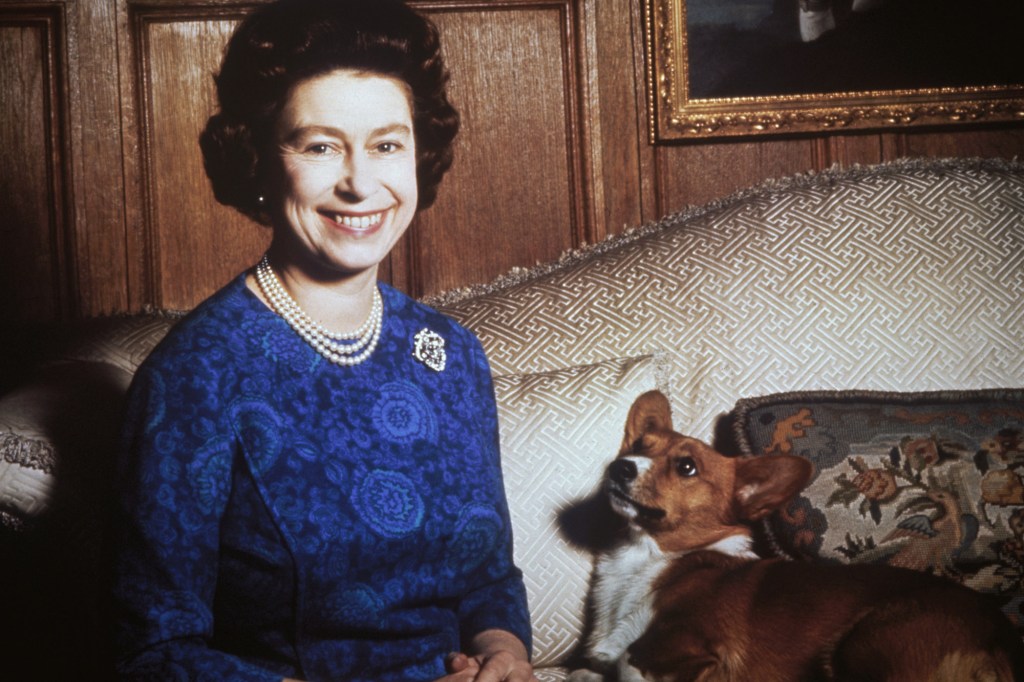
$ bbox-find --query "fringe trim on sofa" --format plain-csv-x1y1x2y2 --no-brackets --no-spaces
423,156,1023,309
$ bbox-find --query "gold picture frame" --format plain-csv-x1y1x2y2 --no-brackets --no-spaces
645,0,1024,141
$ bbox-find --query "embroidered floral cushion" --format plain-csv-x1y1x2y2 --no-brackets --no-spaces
727,389,1024,634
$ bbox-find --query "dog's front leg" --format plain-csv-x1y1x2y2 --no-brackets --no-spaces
576,603,657,681
566,656,651,682
591,599,655,663
617,654,653,682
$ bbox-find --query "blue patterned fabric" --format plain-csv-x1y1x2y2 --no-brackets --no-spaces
112,275,531,681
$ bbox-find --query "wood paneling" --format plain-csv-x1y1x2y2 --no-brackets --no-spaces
898,126,1024,160
0,7,68,322
654,139,817,214
1,0,1023,322
68,0,129,316
127,6,269,311
580,0,656,234
399,1,586,297
652,126,1024,217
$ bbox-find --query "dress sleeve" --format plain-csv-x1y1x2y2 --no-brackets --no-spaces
111,355,282,681
454,338,533,656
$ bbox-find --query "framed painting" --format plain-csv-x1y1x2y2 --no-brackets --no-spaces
645,0,1024,141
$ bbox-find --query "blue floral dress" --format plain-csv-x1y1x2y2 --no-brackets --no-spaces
112,275,531,681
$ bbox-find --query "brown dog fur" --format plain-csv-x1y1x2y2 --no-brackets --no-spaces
614,391,1024,682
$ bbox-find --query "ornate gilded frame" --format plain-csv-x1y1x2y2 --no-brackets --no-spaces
644,0,1024,141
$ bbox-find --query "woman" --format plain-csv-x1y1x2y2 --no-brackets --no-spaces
111,1,535,680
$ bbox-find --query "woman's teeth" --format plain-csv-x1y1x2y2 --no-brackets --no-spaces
335,212,382,228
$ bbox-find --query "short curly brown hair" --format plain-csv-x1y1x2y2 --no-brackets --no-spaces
200,0,460,224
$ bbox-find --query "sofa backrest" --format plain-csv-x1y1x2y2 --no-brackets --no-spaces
436,157,1024,440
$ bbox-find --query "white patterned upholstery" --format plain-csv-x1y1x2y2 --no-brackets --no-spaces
0,362,132,526
61,313,183,374
436,158,1024,441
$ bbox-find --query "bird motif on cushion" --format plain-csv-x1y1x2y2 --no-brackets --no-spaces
881,489,978,578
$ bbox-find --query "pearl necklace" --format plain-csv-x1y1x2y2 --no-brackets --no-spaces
255,254,383,366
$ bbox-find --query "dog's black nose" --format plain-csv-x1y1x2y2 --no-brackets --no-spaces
608,458,637,484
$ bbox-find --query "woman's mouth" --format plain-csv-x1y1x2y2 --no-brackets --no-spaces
324,210,386,231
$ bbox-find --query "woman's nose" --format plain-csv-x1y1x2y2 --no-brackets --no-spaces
337,154,377,201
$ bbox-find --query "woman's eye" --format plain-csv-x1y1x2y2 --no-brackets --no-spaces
307,143,330,155
376,142,399,154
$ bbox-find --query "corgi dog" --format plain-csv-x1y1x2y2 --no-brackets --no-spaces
569,390,1024,682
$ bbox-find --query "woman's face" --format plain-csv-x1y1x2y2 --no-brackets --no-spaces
269,69,418,281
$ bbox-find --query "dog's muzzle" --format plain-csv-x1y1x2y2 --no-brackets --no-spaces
608,458,638,486
606,458,666,521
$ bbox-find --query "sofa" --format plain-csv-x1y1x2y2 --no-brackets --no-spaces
2,157,1022,680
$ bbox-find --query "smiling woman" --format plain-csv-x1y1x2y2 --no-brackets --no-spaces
268,70,420,305
110,2,535,681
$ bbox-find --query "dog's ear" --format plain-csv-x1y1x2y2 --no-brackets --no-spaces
733,455,813,521
621,390,674,453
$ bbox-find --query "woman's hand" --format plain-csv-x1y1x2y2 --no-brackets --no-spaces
442,650,534,682
436,629,538,682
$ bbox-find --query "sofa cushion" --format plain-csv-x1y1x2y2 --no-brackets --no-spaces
728,388,1024,633
493,352,669,667
433,158,1024,443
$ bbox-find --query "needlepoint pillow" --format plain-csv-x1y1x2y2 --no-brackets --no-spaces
492,352,670,668
727,389,1024,633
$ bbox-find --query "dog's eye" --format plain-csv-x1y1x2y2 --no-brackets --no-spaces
675,456,698,477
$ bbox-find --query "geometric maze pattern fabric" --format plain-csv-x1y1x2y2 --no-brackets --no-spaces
492,353,667,666
437,158,1024,443
0,361,133,529
61,313,183,374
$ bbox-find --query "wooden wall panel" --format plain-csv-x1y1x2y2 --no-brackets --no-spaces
68,0,129,317
654,138,817,215
580,0,656,235
128,6,269,311
897,126,1024,160
653,128,1024,218
817,135,884,169
399,2,585,298
0,8,68,322
2,0,1024,324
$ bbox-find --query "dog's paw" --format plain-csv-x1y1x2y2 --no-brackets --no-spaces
566,670,605,682
617,655,654,682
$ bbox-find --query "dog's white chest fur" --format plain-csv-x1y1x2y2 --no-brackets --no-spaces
571,533,755,682
587,533,670,667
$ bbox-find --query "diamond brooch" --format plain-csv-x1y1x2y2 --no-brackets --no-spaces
412,328,446,372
